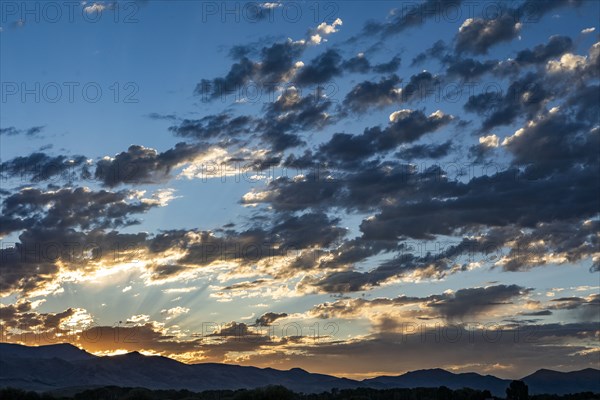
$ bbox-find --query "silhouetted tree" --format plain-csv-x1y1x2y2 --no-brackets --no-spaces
437,386,453,400
507,380,529,400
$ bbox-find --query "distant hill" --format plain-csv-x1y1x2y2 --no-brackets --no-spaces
0,343,95,362
0,343,359,394
0,343,598,396
522,368,600,395
364,368,511,394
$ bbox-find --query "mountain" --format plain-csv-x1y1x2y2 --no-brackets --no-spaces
0,343,598,395
0,343,360,394
523,368,600,395
364,368,511,395
0,343,94,362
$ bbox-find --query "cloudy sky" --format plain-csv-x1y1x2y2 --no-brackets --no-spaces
1,0,599,380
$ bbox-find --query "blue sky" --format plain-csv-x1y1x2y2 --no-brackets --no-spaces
1,0,599,379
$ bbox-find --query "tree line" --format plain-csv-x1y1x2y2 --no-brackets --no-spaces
0,381,598,400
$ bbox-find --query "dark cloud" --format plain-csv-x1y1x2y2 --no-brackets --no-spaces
0,126,44,137
515,35,573,65
1,153,87,182
411,40,447,66
342,54,371,73
396,141,453,160
445,58,498,79
358,168,598,241
503,109,598,173
241,77,599,283
0,227,149,296
359,0,463,38
251,155,597,292
455,14,521,55
2,187,160,231
519,310,553,316
517,0,583,21
147,112,178,121
342,54,401,75
427,285,532,320
256,87,333,151
464,72,549,131
295,49,343,86
255,312,288,326
269,212,346,250
207,322,260,338
196,40,304,100
451,1,582,57
310,284,532,321
0,183,162,295
373,56,402,74
318,110,453,166
143,211,348,282
0,301,77,334
548,294,599,321
342,75,401,113
169,114,253,142
95,142,205,187
399,71,442,103
342,71,441,113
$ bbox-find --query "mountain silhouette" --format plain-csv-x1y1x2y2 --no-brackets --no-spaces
364,368,510,394
0,343,598,396
522,368,600,394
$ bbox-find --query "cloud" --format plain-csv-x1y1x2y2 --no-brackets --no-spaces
479,134,500,148
445,58,499,79
169,114,253,142
255,87,334,151
396,141,453,160
547,52,588,75
502,106,598,171
196,39,305,100
515,35,573,65
161,306,190,319
317,109,453,166
316,18,343,36
517,0,583,21
427,285,533,320
0,185,174,295
373,56,402,73
342,75,402,113
94,143,206,187
1,153,87,182
255,312,288,326
311,51,400,76
464,72,549,131
309,18,343,45
308,284,532,321
294,49,344,86
455,15,522,55
0,126,44,137
83,2,106,14
342,53,371,73
396,71,441,103
412,40,447,66
358,0,464,38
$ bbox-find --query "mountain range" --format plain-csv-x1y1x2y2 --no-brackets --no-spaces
0,343,598,396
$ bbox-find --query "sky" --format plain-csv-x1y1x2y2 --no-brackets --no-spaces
0,0,599,380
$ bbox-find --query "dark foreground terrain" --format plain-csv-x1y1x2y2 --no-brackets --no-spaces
1,385,600,400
